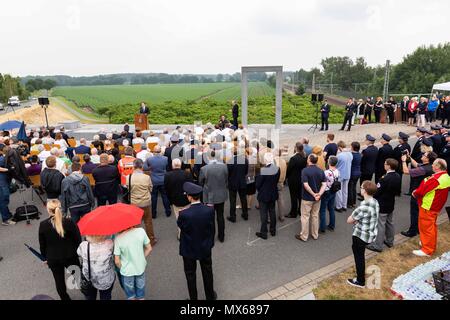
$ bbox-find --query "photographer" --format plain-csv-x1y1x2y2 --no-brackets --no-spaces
0,145,15,226
400,150,437,238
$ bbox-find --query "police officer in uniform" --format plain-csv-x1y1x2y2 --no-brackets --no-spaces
430,125,443,155
393,132,411,195
177,182,217,300
358,135,378,200
375,134,394,184
439,131,450,174
410,127,427,163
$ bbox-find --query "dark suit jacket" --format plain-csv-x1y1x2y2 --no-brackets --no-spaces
431,135,443,154
411,136,424,162
74,145,91,155
361,145,379,175
164,144,186,171
177,203,215,260
375,144,394,177
164,169,193,207
374,171,401,214
393,143,411,173
320,103,330,117
256,164,280,203
227,155,248,191
286,153,307,188
139,106,150,114
232,104,239,119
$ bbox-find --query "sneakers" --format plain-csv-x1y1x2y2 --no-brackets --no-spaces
412,249,430,257
347,278,365,288
2,220,16,226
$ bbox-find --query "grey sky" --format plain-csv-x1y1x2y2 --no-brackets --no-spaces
0,0,448,77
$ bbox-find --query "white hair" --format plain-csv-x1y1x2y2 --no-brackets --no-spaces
91,148,98,155
50,148,59,156
80,138,86,145
122,140,129,147
38,145,45,152
106,133,113,140
33,132,39,138
93,135,100,141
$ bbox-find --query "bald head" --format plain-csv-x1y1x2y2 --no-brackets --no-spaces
153,145,161,154
100,153,109,165
172,158,182,169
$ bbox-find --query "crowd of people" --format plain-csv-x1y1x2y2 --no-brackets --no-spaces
1,104,450,299
320,94,450,132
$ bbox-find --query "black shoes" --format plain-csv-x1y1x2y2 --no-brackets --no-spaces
285,214,297,218
270,231,276,237
347,278,365,288
384,241,393,248
335,208,343,212
255,232,267,240
226,217,236,223
319,229,326,234
241,214,248,221
327,226,335,232
401,231,417,238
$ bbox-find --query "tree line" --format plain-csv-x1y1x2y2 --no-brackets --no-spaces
0,74,29,103
21,72,268,87
292,42,450,96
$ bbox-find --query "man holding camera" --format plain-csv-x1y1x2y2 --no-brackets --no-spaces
393,132,411,193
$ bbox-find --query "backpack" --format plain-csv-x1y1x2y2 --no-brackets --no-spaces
329,170,341,193
12,205,41,222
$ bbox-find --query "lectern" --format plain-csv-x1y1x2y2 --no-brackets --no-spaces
135,114,149,131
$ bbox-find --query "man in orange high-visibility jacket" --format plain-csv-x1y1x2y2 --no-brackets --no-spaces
412,158,450,257
118,147,136,186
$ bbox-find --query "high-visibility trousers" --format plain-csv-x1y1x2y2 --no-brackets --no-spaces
418,207,439,255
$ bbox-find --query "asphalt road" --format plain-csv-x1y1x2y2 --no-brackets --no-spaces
0,100,35,115
0,139,446,300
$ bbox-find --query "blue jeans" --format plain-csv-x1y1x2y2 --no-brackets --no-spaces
69,204,91,223
0,185,12,222
151,185,171,218
319,191,336,231
122,273,145,300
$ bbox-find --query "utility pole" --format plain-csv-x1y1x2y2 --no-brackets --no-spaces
330,72,333,95
383,60,390,101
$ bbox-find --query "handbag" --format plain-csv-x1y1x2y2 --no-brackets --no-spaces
330,170,341,193
121,173,132,204
80,242,93,296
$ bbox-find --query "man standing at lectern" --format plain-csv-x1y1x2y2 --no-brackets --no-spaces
140,102,150,115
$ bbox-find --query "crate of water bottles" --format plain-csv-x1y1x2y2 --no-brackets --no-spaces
391,251,450,300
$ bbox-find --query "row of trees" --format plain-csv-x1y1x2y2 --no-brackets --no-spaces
292,42,450,96
0,74,29,103
22,72,268,87
25,78,57,92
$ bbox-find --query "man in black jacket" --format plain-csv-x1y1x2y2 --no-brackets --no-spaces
340,99,356,131
285,142,307,218
231,100,239,128
393,132,411,194
255,153,280,240
40,156,65,200
227,151,249,222
411,127,426,162
92,154,120,206
164,158,193,239
164,134,186,171
375,134,394,183
367,159,401,252
320,100,330,131
430,125,443,155
359,135,378,199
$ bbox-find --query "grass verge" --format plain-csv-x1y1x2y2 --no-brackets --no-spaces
313,222,450,300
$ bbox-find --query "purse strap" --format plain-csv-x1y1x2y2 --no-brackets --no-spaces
87,242,91,281
128,173,132,202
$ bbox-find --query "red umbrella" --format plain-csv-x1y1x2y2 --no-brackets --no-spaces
78,203,144,236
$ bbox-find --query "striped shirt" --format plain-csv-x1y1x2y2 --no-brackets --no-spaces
351,197,379,243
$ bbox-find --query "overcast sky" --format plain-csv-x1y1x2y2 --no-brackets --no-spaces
0,0,448,77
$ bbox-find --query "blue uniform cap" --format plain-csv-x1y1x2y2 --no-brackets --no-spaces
422,138,433,147
366,134,376,142
183,182,203,196
382,134,392,142
417,127,427,133
431,125,442,131
399,132,409,141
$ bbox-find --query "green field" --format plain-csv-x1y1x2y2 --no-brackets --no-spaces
53,82,275,109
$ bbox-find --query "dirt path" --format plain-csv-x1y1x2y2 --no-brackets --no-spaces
51,97,106,123
0,103,76,126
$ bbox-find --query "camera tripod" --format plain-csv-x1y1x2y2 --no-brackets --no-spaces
308,101,320,133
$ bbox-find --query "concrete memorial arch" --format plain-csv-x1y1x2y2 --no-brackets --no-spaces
241,66,283,129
